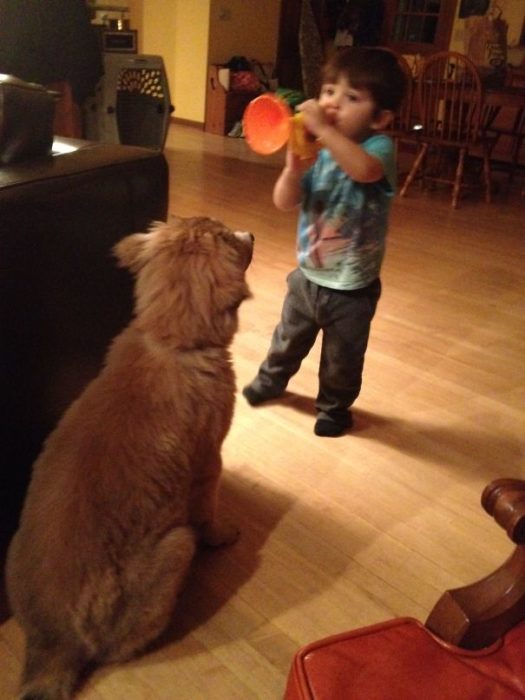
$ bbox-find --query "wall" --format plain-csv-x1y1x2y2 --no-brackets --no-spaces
207,0,281,65
127,0,143,49
449,0,525,63
128,0,280,124
132,0,524,124
117,1,525,123
140,0,211,124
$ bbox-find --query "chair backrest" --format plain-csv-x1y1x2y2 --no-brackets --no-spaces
375,49,416,136
393,53,416,133
416,51,483,146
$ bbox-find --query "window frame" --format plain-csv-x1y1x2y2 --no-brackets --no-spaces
382,0,457,56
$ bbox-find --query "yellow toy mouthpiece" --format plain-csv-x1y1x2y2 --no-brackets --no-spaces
243,94,320,160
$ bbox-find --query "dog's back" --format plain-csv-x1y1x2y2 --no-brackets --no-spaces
6,325,206,698
6,217,253,699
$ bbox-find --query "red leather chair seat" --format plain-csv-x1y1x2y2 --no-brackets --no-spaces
284,617,525,699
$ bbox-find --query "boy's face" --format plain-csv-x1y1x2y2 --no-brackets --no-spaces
318,75,384,141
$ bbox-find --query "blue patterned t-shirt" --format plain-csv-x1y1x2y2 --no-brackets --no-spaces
297,134,396,290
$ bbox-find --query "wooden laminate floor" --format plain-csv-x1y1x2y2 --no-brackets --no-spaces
1,126,524,699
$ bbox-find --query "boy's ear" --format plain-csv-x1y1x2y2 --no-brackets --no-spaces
372,109,395,131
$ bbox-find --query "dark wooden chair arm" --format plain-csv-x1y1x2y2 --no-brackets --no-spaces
481,478,525,543
425,479,525,649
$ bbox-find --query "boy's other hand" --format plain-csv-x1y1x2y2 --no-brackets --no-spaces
285,144,316,173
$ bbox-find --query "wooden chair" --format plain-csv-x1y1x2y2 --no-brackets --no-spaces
284,478,525,699
384,52,427,189
386,53,417,150
399,51,492,208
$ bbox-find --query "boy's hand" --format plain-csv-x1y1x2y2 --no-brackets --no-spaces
297,99,330,137
284,143,315,173
274,143,315,211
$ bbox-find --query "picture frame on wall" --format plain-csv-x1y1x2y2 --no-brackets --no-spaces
459,0,490,19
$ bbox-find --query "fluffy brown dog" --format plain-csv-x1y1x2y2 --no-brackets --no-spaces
6,216,254,700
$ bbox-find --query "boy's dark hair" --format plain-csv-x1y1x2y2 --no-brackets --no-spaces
321,47,407,113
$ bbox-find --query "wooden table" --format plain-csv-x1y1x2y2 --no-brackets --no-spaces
483,85,524,127
482,85,524,180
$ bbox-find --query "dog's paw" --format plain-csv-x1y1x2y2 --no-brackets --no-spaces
200,520,240,548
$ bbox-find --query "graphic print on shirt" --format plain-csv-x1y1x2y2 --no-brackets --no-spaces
297,141,395,290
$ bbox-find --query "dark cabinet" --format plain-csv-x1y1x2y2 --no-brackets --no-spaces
204,65,259,136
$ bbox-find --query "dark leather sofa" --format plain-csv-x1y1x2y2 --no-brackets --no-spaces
0,137,169,556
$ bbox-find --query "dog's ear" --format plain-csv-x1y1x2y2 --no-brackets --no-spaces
113,233,151,273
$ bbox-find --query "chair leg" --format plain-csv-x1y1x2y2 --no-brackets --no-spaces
426,546,525,649
482,145,492,203
427,479,525,650
399,143,428,197
508,133,524,189
452,147,466,209
508,109,524,189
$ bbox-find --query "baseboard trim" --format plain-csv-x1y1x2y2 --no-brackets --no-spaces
170,116,204,130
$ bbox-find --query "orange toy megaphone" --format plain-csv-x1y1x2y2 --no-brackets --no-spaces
243,94,320,159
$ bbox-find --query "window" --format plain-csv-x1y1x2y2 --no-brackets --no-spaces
383,0,456,55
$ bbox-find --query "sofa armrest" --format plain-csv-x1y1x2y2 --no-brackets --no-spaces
0,138,169,542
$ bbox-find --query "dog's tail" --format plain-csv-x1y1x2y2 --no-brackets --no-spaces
18,640,87,700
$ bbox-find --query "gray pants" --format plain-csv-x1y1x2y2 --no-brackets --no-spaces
251,268,381,422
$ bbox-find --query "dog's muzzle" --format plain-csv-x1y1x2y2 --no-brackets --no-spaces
234,230,254,267
235,231,254,245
